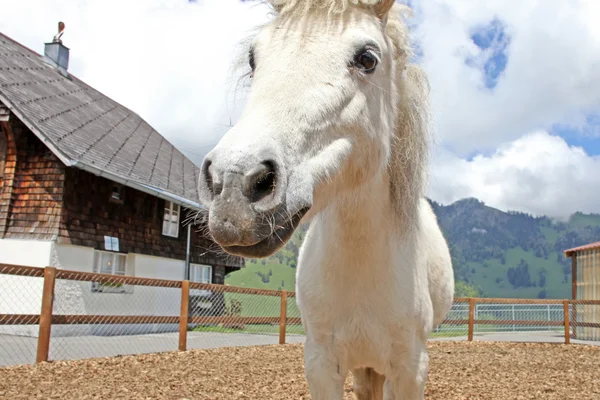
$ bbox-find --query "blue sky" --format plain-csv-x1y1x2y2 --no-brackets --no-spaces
468,18,509,90
1,0,599,218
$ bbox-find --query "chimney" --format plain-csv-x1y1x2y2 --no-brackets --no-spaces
44,21,69,74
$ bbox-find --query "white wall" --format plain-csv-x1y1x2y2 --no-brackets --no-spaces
52,245,185,337
0,239,52,336
0,241,189,337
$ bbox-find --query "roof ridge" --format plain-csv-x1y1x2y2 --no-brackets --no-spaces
0,32,41,58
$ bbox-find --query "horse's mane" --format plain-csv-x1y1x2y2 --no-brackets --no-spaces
384,5,432,229
231,0,431,229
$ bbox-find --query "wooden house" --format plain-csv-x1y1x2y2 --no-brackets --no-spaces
0,30,244,336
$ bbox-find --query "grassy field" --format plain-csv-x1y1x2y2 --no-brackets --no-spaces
468,247,569,299
223,292,302,318
192,323,305,335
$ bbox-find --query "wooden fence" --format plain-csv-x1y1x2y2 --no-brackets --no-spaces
1,263,600,364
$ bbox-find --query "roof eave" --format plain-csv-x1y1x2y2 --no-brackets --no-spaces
72,161,204,211
564,242,600,258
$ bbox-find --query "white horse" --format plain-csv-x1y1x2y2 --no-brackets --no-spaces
197,0,455,399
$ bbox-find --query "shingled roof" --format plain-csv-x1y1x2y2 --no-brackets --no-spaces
0,31,202,209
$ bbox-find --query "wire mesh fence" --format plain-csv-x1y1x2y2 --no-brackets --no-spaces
473,302,565,333
50,269,183,362
0,264,45,366
1,263,600,368
434,298,469,337
186,283,289,350
571,300,600,341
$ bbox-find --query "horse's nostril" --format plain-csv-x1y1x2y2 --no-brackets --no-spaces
243,161,277,203
202,159,222,196
202,160,213,194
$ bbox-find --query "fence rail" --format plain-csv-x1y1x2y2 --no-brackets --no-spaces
1,263,600,367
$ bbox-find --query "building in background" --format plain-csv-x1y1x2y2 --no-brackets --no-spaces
564,241,600,341
0,29,244,336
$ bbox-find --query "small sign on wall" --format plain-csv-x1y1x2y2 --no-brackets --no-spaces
104,236,120,252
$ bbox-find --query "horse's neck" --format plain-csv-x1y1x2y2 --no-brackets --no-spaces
318,171,399,263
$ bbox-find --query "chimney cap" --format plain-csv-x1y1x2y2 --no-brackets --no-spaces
53,21,65,43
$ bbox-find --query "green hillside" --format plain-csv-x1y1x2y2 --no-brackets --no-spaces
224,224,308,292
225,198,600,299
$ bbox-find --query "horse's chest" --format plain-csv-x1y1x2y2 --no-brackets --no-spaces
299,280,417,340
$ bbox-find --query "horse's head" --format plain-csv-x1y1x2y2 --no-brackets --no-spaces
199,0,412,258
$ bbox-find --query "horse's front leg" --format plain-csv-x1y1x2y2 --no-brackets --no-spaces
304,335,348,400
383,340,429,400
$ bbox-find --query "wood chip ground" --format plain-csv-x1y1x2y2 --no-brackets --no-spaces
0,341,599,399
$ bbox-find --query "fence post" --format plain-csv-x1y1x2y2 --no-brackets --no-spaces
563,300,570,345
571,254,577,339
512,305,516,332
279,290,287,345
36,266,56,363
179,280,190,351
468,298,475,342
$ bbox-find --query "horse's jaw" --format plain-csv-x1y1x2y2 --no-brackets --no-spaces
218,206,310,258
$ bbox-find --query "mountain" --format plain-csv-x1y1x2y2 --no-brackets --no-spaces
225,198,600,299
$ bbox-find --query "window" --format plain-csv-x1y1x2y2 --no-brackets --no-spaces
190,264,212,284
109,183,124,203
91,250,128,293
190,263,212,298
162,201,180,237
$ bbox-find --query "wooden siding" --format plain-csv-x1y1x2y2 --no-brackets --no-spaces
0,117,63,239
574,248,600,340
58,167,241,268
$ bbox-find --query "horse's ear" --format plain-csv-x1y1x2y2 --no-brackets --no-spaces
373,0,396,19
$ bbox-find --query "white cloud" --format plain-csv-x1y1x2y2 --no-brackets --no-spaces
428,131,600,219
411,0,600,155
0,0,272,163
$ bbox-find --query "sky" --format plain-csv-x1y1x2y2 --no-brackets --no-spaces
1,0,599,219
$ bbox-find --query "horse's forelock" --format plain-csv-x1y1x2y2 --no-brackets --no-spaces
267,0,408,19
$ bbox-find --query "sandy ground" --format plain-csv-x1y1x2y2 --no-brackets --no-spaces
0,341,598,399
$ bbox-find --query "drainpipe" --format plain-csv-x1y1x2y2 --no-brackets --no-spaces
185,223,191,280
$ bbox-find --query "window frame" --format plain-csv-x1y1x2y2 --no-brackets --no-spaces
189,263,212,298
190,264,212,284
162,201,180,238
91,250,129,294
109,183,124,204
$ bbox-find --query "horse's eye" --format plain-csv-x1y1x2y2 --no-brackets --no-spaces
354,50,378,73
249,48,256,72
